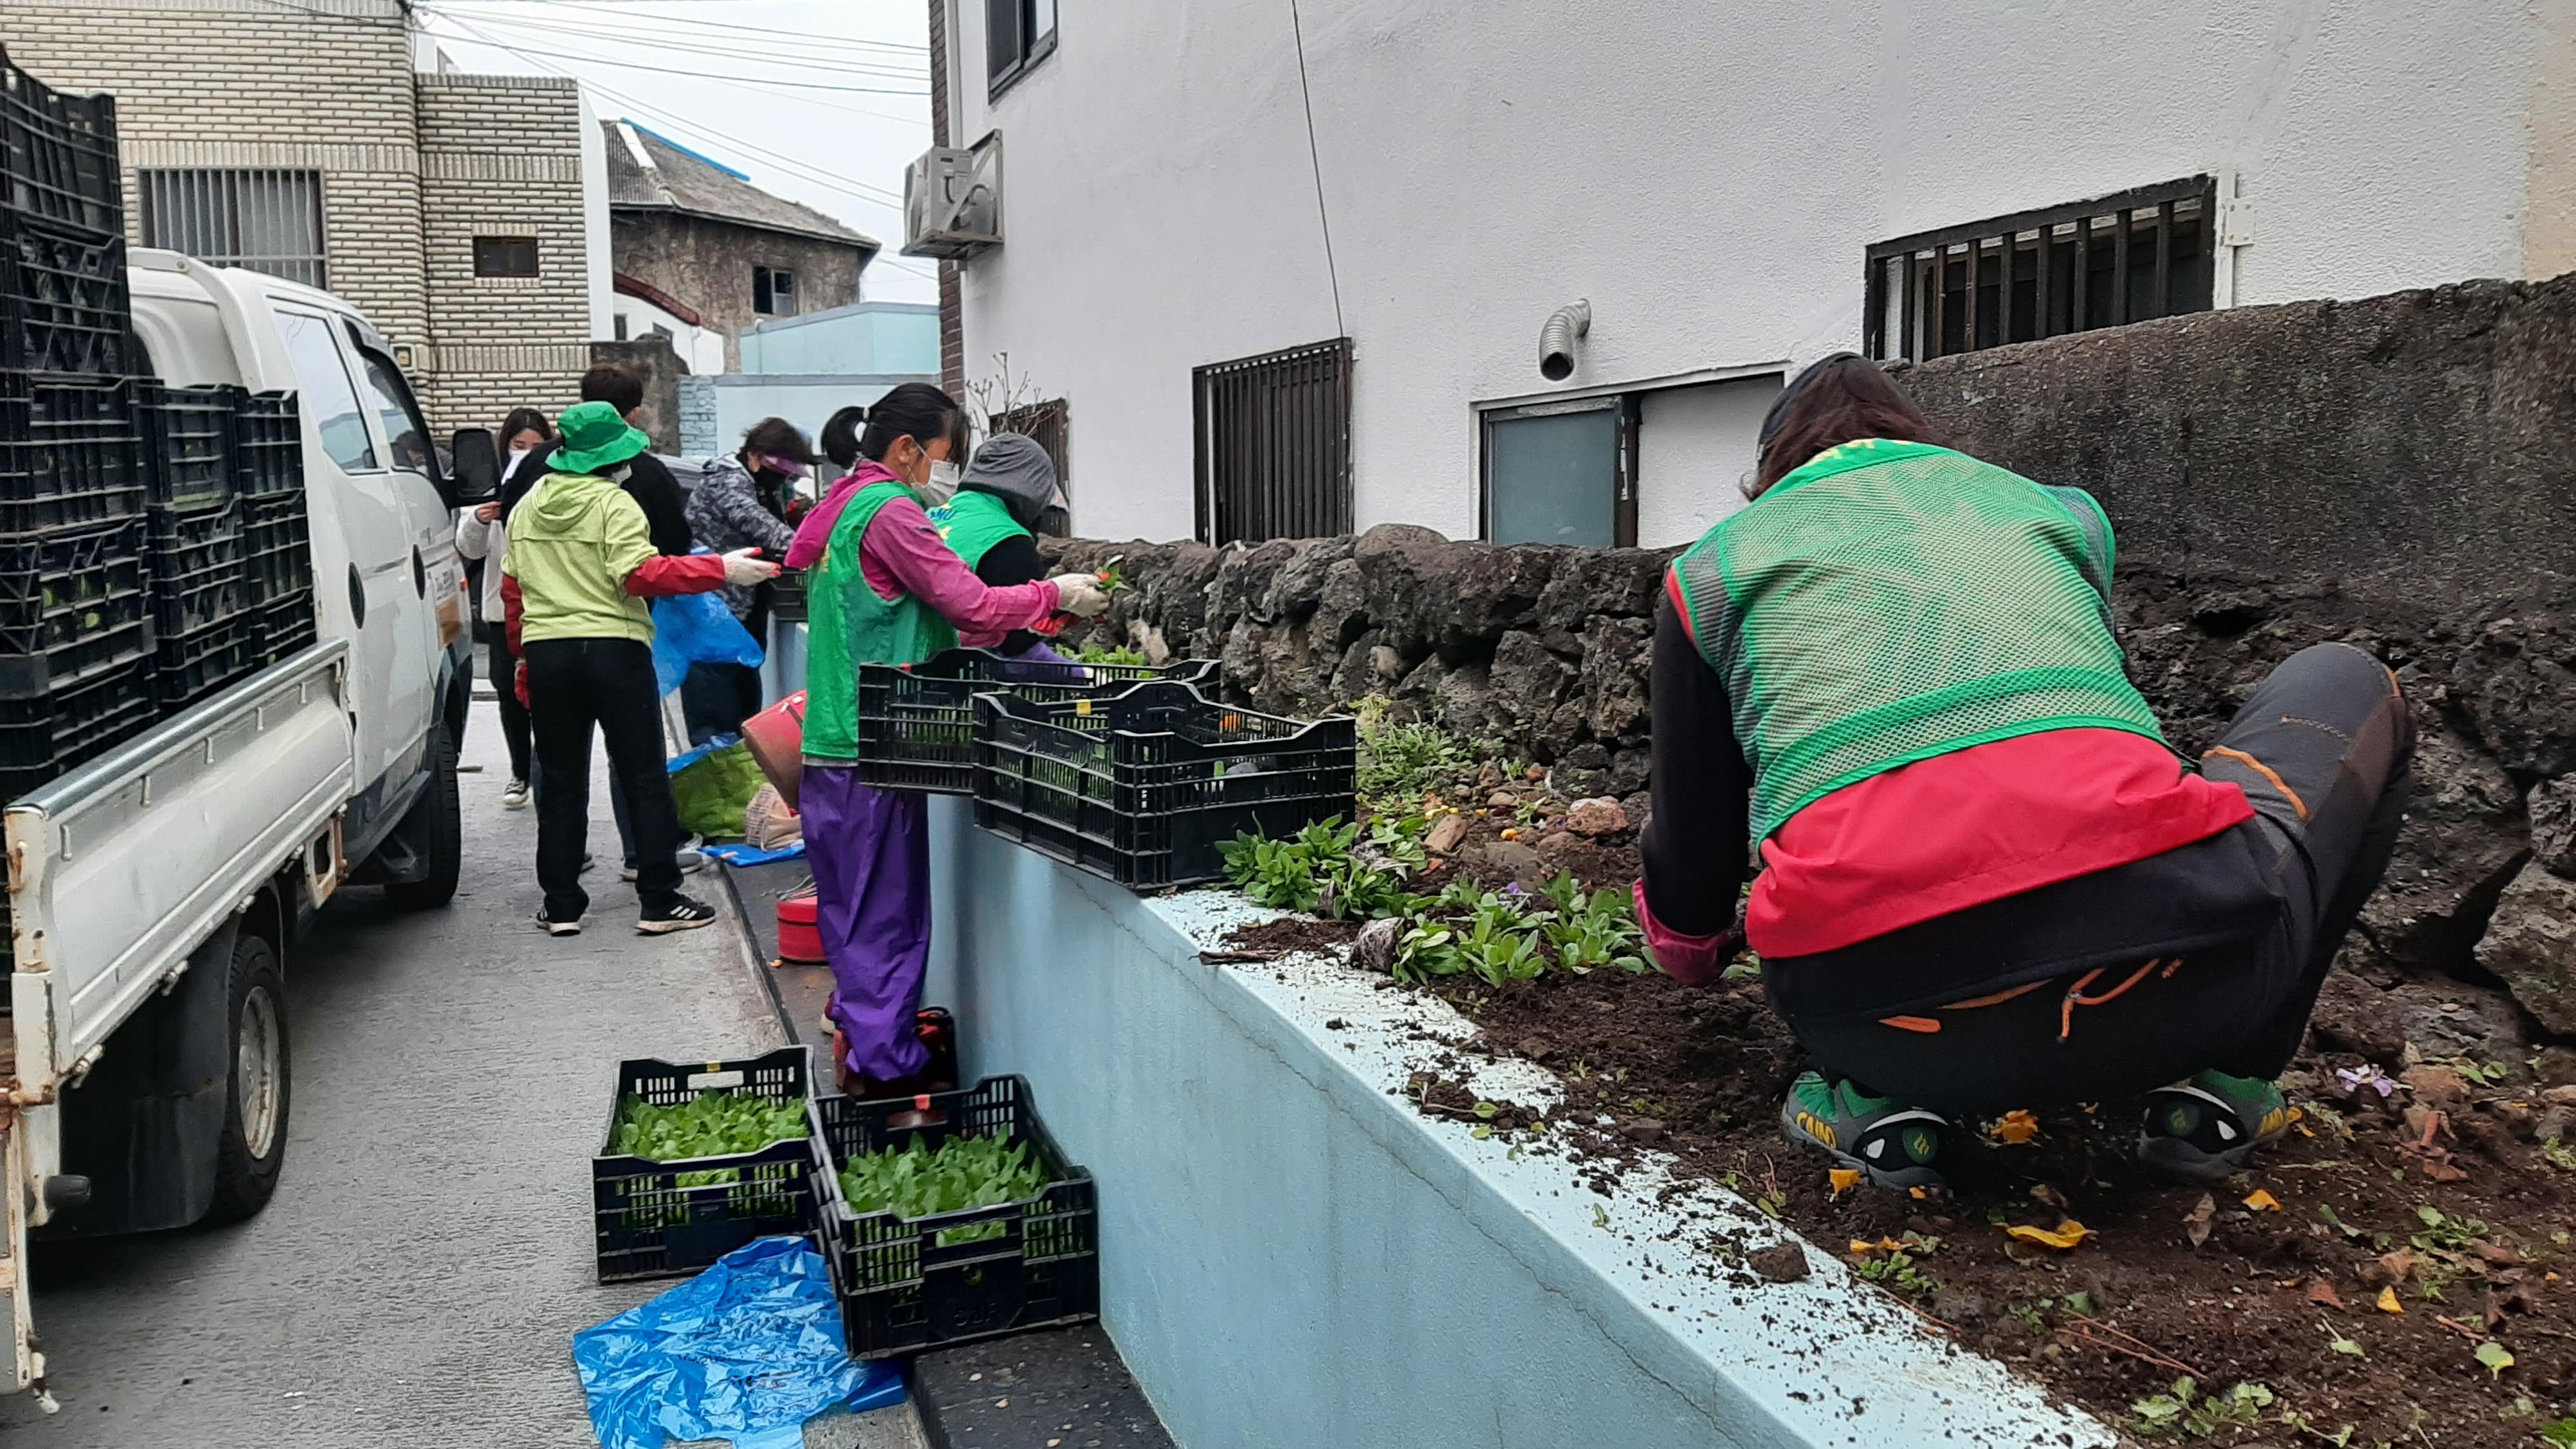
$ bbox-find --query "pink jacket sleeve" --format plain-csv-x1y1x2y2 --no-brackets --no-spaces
858,494,1061,637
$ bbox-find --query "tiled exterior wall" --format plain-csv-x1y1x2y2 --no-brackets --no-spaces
0,0,595,434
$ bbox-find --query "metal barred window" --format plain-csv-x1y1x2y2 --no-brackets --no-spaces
1193,338,1352,547
1864,176,2216,363
138,169,327,288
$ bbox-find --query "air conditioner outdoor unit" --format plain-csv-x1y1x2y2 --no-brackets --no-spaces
903,132,1002,259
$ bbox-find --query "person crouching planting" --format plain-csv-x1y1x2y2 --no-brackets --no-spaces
505,400,781,937
785,383,1111,1099
1634,355,2414,1190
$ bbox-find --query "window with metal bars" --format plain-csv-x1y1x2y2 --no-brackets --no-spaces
1193,339,1352,546
1864,176,2216,363
139,169,326,288
994,396,1071,533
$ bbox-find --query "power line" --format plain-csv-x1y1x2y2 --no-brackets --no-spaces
433,0,927,52
1287,0,1345,339
425,6,928,75
431,12,936,280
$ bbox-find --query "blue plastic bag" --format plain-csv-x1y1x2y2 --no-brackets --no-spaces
572,1236,903,1449
652,591,765,696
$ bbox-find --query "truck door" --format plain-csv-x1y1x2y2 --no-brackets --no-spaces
342,326,466,687
274,309,433,798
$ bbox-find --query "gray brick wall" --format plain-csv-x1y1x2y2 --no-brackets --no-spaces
678,374,719,455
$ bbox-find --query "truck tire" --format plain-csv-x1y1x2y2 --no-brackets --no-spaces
383,721,462,910
203,934,290,1226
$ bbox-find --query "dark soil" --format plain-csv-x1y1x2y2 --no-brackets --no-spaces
1300,802,2576,1446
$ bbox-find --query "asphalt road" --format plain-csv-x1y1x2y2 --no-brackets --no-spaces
0,698,844,1446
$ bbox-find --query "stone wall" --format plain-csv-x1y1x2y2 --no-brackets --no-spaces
610,212,865,373
1042,271,2576,1038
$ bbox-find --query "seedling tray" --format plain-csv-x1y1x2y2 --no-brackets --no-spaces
857,648,1219,795
227,389,302,500
0,212,132,374
972,680,1356,890
0,370,142,534
810,1075,1098,1360
592,1045,819,1284
770,569,805,623
254,588,318,665
153,613,256,709
138,379,236,510
0,50,120,237
242,491,312,602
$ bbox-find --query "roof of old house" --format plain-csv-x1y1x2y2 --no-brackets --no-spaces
604,120,879,252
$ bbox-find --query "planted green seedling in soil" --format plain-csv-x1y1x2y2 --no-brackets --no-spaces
837,1132,1052,1247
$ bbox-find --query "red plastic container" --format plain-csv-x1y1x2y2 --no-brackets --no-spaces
778,879,824,963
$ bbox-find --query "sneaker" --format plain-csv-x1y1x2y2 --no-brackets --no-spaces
2137,1070,2292,1183
536,911,583,937
502,778,531,811
1779,1071,1949,1190
636,894,718,935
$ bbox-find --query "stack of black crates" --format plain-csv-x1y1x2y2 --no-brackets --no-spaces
0,53,153,801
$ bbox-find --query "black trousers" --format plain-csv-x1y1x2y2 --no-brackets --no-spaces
678,662,764,747
1765,643,2414,1116
480,623,532,781
525,637,687,919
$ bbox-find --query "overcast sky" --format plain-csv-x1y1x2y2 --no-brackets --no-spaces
418,0,939,303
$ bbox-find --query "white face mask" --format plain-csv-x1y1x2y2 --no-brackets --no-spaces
605,463,634,484
919,460,962,507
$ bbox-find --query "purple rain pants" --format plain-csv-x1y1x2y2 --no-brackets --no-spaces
801,763,931,1083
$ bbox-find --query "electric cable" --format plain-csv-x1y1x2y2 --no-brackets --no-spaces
419,6,928,77
1287,0,1346,338
429,0,926,52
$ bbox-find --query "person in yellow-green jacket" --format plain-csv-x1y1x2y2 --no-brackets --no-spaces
503,401,779,937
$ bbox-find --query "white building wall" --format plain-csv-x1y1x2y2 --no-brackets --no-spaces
945,0,2554,545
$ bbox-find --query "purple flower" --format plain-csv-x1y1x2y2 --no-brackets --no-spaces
2336,1064,2398,1098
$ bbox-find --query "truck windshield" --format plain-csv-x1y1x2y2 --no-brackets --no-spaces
277,310,378,473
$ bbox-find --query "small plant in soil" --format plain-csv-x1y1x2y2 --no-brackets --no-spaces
836,1133,1051,1247
1220,818,1413,921
2129,1377,2273,1439
1353,700,1474,807
1073,641,1147,666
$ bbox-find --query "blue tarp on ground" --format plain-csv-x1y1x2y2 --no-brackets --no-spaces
572,1236,902,1449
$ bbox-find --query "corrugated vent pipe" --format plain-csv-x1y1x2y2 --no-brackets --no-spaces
1538,300,1591,381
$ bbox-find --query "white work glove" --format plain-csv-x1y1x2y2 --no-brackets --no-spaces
1047,573,1112,618
721,548,781,586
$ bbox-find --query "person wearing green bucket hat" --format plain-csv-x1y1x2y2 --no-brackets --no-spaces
503,399,783,936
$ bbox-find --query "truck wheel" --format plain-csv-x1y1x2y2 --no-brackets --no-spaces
383,721,462,910
203,934,290,1225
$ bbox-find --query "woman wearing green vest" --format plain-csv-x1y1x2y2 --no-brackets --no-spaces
1637,356,2413,1190
783,384,1111,1096
931,432,1066,660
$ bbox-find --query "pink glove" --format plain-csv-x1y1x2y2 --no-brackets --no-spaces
1633,879,1744,985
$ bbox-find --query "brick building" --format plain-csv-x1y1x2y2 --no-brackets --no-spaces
604,119,877,373
0,0,610,433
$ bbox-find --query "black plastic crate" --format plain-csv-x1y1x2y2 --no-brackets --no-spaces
0,652,153,788
152,612,256,709
146,500,245,637
0,513,146,648
811,1076,1098,1360
0,601,147,700
593,1046,819,1284
254,588,316,665
0,371,142,535
0,212,131,375
856,648,1220,796
770,569,806,623
241,491,311,603
138,380,236,511
228,389,302,500
972,681,1356,890
0,52,119,238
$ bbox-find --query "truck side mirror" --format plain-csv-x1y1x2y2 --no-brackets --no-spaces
448,428,501,505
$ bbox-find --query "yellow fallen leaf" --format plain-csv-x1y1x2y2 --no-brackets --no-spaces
1827,1167,1862,1197
1849,1238,1878,1255
2004,1220,2090,1251
1848,1236,1906,1256
1499,828,1520,841
2243,1189,2283,1212
2377,1285,2404,1315
1907,1186,1929,1200
1990,1109,2042,1145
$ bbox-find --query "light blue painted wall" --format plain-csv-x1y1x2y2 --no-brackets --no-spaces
703,374,929,461
915,799,2110,1449
740,302,941,377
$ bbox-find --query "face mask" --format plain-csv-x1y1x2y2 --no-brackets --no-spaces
758,454,811,481
605,463,634,484
919,460,961,507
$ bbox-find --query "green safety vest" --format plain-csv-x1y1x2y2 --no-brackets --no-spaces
802,481,960,762
1668,438,2168,842
926,488,1031,571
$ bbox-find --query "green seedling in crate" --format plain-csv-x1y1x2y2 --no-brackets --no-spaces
838,1133,1052,1247
611,1090,809,1224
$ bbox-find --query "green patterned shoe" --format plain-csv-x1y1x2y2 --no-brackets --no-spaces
1778,1071,1949,1190
2137,1070,2292,1183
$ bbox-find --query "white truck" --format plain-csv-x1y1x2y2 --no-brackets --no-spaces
0,250,474,1406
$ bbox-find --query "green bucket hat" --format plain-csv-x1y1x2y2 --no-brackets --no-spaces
553,399,650,475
